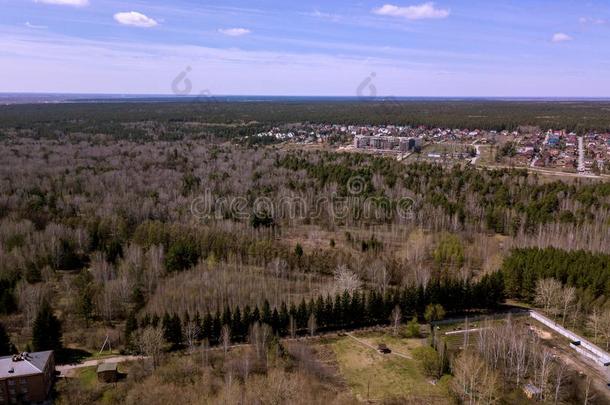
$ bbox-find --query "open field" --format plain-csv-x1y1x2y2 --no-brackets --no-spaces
320,329,454,403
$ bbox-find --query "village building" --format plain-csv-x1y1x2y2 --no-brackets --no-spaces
96,363,118,383
0,351,54,404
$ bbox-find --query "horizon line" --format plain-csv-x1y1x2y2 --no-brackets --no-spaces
2,92,610,102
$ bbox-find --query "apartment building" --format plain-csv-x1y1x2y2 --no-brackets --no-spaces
0,351,54,404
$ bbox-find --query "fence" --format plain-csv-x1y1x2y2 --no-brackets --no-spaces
530,310,610,367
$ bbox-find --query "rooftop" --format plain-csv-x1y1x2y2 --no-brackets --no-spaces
96,362,118,373
0,351,53,379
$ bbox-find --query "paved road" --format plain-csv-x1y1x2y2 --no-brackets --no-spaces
56,355,147,377
470,143,481,165
578,136,586,173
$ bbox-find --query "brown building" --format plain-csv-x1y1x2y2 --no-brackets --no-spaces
96,363,118,383
0,351,54,404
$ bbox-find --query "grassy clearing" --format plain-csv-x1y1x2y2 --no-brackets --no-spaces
77,366,99,389
322,330,454,403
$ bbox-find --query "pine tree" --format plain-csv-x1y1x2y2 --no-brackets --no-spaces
297,299,308,328
324,296,334,327
124,310,138,345
349,291,362,328
314,296,325,327
151,313,160,328
162,312,172,341
32,302,62,352
261,300,272,325
252,306,261,324
140,314,151,329
170,314,183,348
270,308,280,333
242,305,253,331
0,322,13,356
211,311,221,344
221,306,232,328
341,290,351,324
231,306,243,341
202,311,213,341
278,302,289,333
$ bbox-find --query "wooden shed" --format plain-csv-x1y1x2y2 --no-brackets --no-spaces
96,362,118,383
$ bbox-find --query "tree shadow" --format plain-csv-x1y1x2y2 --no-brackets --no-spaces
56,347,92,365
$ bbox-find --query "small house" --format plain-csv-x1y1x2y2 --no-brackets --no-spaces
96,362,118,383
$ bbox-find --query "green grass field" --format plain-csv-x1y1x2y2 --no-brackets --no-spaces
76,366,99,388
322,330,454,403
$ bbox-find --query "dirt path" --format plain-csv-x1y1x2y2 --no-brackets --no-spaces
56,355,148,377
546,342,610,403
345,332,412,360
532,324,610,403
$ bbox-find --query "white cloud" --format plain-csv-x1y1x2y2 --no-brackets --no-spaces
2,28,610,97
25,22,48,29
579,17,607,25
35,0,89,6
218,28,251,37
113,11,158,28
373,2,449,20
551,33,572,43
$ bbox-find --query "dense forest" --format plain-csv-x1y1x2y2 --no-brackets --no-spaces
1,137,608,348
1,106,609,403
2,99,610,140
502,247,610,304
127,276,504,350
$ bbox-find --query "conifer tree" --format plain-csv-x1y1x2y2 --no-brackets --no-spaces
32,302,62,352
0,322,13,356
124,310,138,346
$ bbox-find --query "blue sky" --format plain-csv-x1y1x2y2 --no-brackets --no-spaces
1,0,609,96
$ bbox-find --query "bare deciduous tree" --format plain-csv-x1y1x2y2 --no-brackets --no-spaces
452,350,500,405
587,308,601,342
552,361,568,405
221,325,231,355
289,315,297,339
183,321,200,353
598,308,610,351
331,265,361,295
390,305,402,336
534,278,562,316
559,286,576,326
249,322,271,363
138,326,164,369
307,313,317,337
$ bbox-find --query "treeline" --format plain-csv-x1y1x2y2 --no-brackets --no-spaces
0,219,344,316
3,100,610,139
277,154,610,232
502,247,610,304
128,274,505,348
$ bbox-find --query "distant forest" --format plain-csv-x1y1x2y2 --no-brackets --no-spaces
1,100,610,139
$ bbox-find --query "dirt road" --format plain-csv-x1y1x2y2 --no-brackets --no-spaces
56,355,147,377
345,332,412,360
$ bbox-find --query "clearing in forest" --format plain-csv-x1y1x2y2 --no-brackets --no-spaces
321,330,454,403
